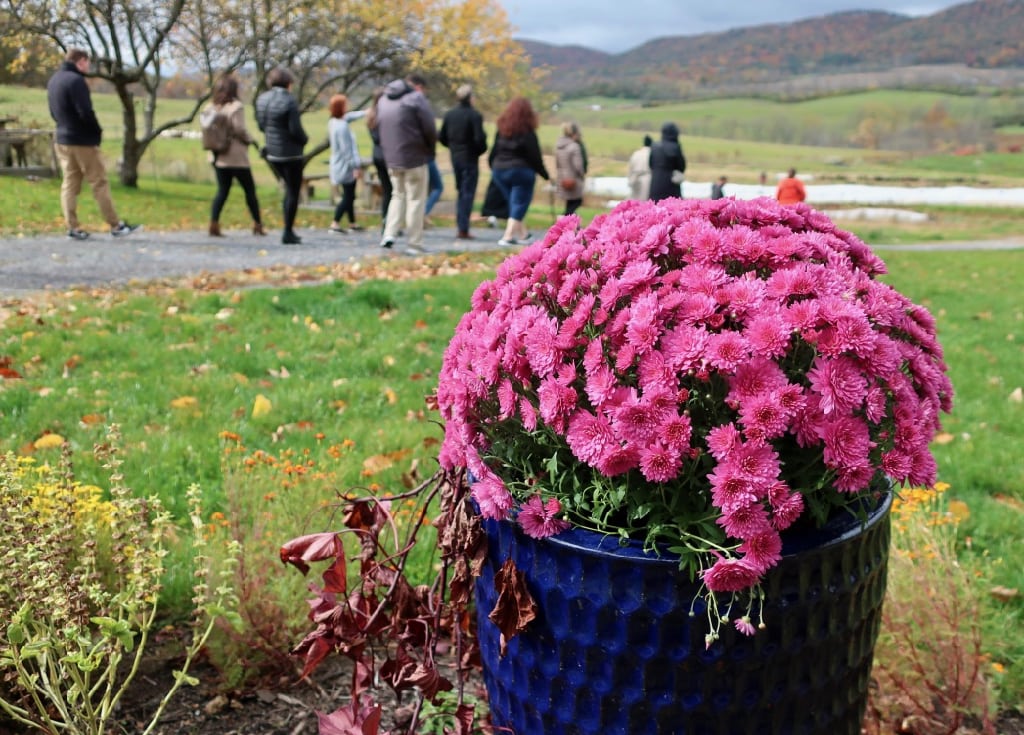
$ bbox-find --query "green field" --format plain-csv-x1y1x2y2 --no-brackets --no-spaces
2,82,1023,711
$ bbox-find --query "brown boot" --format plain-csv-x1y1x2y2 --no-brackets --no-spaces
209,221,223,237
253,222,267,236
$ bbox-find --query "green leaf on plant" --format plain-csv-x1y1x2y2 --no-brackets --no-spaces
172,669,200,687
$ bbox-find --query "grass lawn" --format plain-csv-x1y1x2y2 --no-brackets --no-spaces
1,240,1022,703
2,80,1022,712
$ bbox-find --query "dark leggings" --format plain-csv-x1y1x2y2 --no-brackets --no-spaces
373,156,393,222
211,166,262,223
332,181,358,224
272,159,304,233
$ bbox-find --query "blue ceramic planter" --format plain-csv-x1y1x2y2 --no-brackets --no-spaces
474,494,891,735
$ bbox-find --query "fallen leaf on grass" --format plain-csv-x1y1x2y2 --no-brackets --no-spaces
990,586,1019,603
1009,387,1022,403
80,413,105,426
362,449,412,476
362,454,394,475
932,432,955,445
993,494,1024,511
170,396,198,409
252,394,272,417
33,433,65,449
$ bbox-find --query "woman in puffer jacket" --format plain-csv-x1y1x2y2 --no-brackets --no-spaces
256,67,308,244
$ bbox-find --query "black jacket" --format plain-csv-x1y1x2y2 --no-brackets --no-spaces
648,123,687,202
439,101,487,165
488,130,549,180
255,87,308,161
47,61,103,146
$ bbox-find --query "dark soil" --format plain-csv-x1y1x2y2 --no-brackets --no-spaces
103,647,1023,735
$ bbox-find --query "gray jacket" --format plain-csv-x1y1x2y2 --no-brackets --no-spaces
376,79,437,170
255,87,308,161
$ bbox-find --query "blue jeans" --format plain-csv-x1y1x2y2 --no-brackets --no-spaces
492,167,536,221
425,159,443,214
452,160,479,234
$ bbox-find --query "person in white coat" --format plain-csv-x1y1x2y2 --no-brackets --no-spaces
627,134,653,201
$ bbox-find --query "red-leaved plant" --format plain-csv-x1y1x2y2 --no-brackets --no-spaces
280,471,486,734
436,197,954,637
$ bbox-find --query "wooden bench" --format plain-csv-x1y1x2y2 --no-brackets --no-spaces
300,173,333,204
0,129,58,177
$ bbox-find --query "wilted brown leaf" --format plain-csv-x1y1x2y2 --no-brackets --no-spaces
80,413,105,426
488,558,537,657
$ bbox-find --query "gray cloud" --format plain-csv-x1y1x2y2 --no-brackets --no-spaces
498,1,965,53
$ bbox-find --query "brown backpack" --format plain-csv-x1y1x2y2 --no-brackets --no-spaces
200,107,233,155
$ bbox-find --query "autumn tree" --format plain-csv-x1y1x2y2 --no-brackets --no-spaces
405,0,547,116
4,0,535,181
0,0,250,186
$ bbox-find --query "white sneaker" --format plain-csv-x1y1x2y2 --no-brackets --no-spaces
111,221,142,237
404,244,426,255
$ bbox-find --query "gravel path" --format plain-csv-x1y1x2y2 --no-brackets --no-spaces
2,223,1022,299
0,222,515,298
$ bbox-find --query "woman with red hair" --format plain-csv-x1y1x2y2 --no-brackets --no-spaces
488,97,549,246
327,94,366,233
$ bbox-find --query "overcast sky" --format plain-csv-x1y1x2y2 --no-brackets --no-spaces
497,1,968,54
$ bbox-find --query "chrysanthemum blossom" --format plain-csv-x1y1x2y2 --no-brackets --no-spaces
436,196,953,611
518,495,571,538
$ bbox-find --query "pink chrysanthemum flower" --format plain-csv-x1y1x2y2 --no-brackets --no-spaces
435,196,953,622
566,410,616,466
518,495,571,539
807,356,867,415
738,531,784,574
703,558,761,593
734,616,757,637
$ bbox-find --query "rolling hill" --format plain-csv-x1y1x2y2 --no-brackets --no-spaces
519,0,1024,99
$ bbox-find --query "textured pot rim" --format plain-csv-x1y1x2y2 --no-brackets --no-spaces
493,489,893,567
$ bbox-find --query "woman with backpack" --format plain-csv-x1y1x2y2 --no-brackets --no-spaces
203,74,265,237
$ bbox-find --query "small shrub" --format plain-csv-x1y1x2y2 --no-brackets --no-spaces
866,483,996,735
0,428,239,735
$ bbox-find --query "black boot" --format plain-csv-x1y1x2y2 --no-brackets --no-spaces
282,230,302,245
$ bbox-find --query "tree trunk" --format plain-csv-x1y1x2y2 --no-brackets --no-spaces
115,82,141,187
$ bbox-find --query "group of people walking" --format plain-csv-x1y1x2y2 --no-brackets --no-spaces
627,124,807,206
48,51,808,247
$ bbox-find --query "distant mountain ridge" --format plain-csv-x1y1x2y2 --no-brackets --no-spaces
518,0,1024,99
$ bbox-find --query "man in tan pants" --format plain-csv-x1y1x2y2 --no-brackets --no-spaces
47,48,141,240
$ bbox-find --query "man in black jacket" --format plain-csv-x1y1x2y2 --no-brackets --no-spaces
439,84,487,240
47,48,140,240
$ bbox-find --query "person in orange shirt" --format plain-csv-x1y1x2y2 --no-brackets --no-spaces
776,168,806,204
